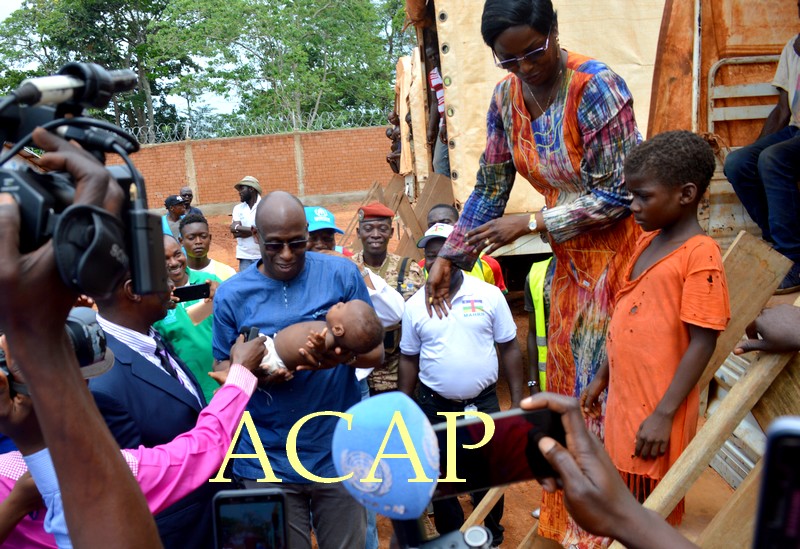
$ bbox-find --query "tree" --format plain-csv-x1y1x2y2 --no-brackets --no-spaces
162,0,397,130
0,0,195,143
378,0,416,66
1,0,415,139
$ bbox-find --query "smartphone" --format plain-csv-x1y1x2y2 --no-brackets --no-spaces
432,408,566,500
172,282,210,303
213,488,288,549
239,326,261,342
753,416,800,549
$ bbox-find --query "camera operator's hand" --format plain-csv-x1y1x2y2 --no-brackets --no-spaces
522,393,697,549
0,128,123,339
0,337,44,455
0,127,160,548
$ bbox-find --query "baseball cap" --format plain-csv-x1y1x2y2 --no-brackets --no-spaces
332,392,439,519
417,223,454,248
164,195,184,208
234,175,262,194
305,206,344,234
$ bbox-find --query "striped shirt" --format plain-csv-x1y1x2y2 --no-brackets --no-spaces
96,313,202,405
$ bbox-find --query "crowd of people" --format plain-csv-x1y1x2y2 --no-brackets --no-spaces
0,0,798,548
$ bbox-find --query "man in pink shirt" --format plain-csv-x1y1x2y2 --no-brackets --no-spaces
0,333,267,548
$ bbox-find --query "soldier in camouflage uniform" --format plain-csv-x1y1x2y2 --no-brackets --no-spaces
352,202,425,394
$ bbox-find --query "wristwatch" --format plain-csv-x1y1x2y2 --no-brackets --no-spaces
528,213,538,233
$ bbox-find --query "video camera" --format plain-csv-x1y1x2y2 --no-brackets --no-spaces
0,307,114,398
0,62,169,298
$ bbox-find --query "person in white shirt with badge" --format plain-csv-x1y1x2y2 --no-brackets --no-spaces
398,223,524,547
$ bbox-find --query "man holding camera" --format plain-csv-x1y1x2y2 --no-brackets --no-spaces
212,190,384,549
0,127,162,548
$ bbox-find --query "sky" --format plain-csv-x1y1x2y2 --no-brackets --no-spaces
0,0,22,22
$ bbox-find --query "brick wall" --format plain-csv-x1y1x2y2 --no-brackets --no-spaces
108,126,390,208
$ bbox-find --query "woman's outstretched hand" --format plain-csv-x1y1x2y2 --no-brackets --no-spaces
466,214,532,255
425,257,452,318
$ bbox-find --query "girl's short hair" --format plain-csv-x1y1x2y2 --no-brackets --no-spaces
624,130,716,195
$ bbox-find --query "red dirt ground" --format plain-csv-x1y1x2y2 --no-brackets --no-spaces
203,203,733,548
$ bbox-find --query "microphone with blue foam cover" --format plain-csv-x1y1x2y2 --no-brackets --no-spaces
332,392,439,520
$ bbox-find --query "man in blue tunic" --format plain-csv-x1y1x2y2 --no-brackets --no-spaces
212,191,382,549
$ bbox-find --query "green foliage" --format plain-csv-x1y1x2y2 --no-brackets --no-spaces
0,0,416,139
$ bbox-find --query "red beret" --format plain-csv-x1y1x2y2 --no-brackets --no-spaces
358,202,395,221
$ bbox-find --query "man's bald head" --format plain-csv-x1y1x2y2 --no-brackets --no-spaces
256,191,306,234
255,191,308,281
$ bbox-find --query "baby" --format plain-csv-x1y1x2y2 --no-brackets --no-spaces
260,299,384,374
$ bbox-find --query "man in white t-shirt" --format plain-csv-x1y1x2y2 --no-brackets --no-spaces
724,26,800,293
229,176,262,271
398,223,523,547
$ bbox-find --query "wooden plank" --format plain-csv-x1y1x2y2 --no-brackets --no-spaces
382,174,405,208
517,520,539,549
608,348,794,549
395,233,423,262
386,191,403,216
752,353,800,430
461,486,505,531
392,189,424,261
696,461,761,549
373,183,386,205
650,350,791,516
395,192,426,244
698,231,791,390
413,172,456,222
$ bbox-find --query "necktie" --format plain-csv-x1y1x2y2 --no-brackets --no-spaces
153,334,179,380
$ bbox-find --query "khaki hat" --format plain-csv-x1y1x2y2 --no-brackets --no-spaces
235,176,262,194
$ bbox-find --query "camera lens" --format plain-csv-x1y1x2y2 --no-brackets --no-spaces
65,307,107,367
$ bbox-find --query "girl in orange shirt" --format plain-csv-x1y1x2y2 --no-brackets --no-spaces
581,130,730,525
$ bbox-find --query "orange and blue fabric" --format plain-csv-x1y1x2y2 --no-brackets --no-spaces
437,52,642,548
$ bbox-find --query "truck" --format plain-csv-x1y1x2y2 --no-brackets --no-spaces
390,0,798,502
392,0,795,286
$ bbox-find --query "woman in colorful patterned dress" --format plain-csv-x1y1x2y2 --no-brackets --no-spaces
424,0,641,546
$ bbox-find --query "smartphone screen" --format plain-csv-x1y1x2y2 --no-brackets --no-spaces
754,417,800,549
213,489,287,549
432,408,566,499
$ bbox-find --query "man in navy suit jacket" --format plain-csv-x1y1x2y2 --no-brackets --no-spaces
90,276,215,549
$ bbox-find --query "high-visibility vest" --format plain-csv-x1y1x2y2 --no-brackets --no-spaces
421,257,487,282
528,257,552,391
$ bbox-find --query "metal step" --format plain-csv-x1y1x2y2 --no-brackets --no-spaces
706,352,766,488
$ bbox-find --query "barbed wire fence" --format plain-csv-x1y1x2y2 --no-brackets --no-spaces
124,111,388,145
